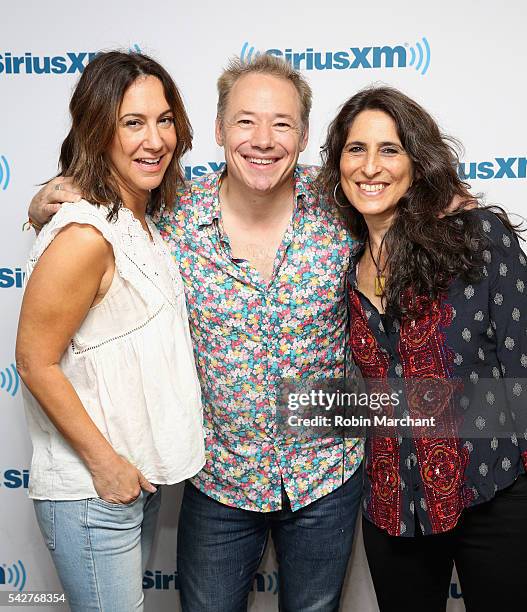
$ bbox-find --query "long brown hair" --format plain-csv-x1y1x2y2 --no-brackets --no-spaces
318,86,520,319
57,50,192,218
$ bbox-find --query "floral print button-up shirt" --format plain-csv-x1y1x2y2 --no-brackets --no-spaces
156,166,363,511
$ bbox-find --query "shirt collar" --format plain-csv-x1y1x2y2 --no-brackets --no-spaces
192,171,223,227
193,165,314,227
293,165,315,211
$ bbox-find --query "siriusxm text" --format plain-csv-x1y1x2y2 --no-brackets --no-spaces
0,268,24,289
0,52,98,75
1,469,29,489
265,46,406,70
459,158,527,180
143,570,275,592
185,162,225,180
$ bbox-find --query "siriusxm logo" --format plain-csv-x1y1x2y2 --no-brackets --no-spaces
0,45,141,76
0,52,98,75
0,267,25,288
143,570,179,590
143,569,277,593
0,560,27,591
0,469,29,488
185,161,225,180
0,155,10,190
1,364,20,397
459,158,527,180
241,37,431,75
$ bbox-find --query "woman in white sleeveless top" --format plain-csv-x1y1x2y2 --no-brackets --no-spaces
16,51,204,612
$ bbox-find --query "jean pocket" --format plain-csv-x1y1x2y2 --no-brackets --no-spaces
89,491,143,510
33,500,56,550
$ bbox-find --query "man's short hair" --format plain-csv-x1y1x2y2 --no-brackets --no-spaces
216,54,312,133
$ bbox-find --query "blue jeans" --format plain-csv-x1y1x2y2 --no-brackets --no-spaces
177,465,363,612
33,488,161,612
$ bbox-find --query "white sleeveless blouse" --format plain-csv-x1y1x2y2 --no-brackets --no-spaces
22,201,205,500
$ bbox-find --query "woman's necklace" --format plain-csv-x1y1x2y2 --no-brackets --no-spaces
367,234,388,297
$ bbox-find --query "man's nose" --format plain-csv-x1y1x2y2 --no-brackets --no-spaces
250,122,274,149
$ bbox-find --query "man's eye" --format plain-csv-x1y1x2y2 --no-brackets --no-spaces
238,119,252,125
275,122,291,129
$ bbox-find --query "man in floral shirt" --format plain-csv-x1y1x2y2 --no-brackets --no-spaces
163,55,363,612
29,55,363,611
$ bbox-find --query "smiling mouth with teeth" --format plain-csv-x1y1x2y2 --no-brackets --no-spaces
136,157,162,166
358,183,387,193
244,156,277,165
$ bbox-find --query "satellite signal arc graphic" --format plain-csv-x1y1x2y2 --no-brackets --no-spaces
266,571,279,594
240,42,261,64
0,363,20,397
2,560,26,591
0,155,10,190
407,37,431,75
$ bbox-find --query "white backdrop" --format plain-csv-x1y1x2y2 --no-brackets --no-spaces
1,1,525,609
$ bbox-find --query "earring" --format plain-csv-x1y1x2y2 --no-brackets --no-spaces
333,181,352,208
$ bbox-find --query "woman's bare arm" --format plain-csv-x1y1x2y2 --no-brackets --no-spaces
16,224,156,502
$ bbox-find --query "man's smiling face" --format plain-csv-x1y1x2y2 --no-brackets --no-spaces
215,73,308,195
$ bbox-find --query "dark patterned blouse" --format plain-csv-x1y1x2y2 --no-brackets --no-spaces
347,209,527,536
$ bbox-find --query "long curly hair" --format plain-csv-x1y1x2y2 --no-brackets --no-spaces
317,86,519,319
56,51,192,219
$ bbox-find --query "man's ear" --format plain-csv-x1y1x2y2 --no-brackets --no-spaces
215,116,224,147
300,123,309,152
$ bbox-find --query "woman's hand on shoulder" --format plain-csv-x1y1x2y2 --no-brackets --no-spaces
438,191,478,218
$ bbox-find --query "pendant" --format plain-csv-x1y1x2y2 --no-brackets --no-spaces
374,275,386,297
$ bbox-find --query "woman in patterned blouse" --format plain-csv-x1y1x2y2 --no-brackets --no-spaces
318,86,527,612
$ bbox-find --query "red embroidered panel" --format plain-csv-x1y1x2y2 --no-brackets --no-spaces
398,295,470,533
348,289,402,535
